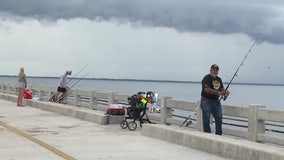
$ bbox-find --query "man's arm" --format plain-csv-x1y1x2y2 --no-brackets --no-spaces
204,87,220,96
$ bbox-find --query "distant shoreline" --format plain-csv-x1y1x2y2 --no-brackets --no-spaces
1,75,283,87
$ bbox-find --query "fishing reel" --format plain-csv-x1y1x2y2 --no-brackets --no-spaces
223,95,228,101
185,120,192,127
220,90,231,101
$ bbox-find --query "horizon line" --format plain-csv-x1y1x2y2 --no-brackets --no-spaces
0,75,284,87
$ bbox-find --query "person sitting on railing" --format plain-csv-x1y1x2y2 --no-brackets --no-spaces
56,70,72,103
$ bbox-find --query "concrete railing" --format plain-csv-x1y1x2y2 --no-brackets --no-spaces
1,82,284,146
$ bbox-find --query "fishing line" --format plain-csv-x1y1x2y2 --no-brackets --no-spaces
68,69,93,89
48,63,89,102
67,63,89,85
221,34,262,101
56,69,93,103
180,35,262,127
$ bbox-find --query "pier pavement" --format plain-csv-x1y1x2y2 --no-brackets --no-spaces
0,99,231,160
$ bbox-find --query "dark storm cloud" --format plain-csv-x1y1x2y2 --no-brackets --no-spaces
0,0,283,44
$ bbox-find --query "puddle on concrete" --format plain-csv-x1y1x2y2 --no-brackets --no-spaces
58,125,80,129
27,127,58,135
29,127,48,132
26,125,81,136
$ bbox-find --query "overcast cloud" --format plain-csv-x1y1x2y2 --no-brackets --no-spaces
1,0,283,43
0,0,284,84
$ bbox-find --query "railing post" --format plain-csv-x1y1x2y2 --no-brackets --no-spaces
48,86,54,100
196,100,203,131
13,83,17,95
2,83,5,93
89,90,98,109
160,96,172,124
0,82,4,93
38,86,43,99
2,82,4,93
248,104,265,142
74,89,81,106
4,83,8,93
8,83,11,94
108,91,118,106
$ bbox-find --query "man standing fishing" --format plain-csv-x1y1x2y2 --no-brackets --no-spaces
200,64,229,135
56,70,72,103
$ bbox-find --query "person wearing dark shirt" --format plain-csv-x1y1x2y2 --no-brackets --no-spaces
200,64,230,135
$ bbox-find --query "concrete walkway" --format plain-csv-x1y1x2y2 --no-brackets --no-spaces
0,99,231,160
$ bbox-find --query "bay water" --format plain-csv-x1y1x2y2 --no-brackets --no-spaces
1,76,284,110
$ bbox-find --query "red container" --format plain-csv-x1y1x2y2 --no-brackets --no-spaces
24,90,33,99
106,108,125,115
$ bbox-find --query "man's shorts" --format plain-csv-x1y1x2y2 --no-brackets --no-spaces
57,87,67,92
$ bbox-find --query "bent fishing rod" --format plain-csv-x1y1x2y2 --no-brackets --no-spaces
221,35,261,101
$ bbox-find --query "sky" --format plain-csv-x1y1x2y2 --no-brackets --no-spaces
0,0,284,84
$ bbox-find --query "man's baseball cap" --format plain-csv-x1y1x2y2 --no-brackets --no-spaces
67,70,72,75
210,64,219,70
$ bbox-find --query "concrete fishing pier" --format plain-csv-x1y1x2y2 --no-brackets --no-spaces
0,98,230,160
0,91,284,160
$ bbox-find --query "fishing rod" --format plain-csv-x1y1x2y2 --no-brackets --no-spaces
67,63,89,85
56,69,93,103
68,69,93,89
221,35,261,101
48,64,89,102
181,35,261,127
180,106,199,127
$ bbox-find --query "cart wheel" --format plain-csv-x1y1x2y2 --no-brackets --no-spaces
120,120,128,129
128,121,137,131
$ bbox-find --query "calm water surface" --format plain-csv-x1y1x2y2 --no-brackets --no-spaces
1,76,283,110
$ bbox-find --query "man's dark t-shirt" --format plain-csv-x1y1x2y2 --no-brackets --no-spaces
201,74,224,100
